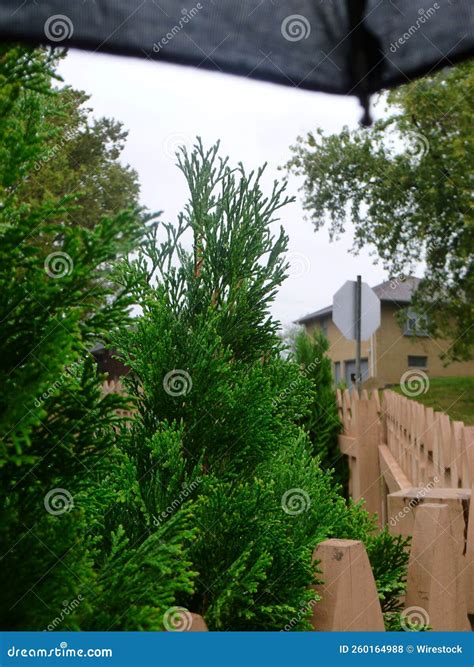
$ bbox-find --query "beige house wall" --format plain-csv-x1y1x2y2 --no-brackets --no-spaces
305,303,474,387
373,303,474,385
307,317,370,386
307,318,369,364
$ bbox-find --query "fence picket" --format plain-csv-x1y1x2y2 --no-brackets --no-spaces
406,503,470,631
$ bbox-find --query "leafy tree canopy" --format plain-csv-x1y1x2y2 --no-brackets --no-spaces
287,62,474,361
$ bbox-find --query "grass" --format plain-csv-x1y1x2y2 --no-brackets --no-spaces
392,376,474,425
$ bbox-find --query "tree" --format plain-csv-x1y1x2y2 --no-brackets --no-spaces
0,47,145,460
292,329,348,494
0,45,194,631
287,62,474,361
16,85,141,231
113,141,409,630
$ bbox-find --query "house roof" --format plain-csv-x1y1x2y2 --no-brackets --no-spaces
296,277,421,324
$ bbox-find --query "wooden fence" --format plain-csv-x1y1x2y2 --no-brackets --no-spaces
101,378,125,397
336,388,473,631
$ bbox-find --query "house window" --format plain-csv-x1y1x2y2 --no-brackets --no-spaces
403,309,429,337
320,318,328,336
408,355,428,368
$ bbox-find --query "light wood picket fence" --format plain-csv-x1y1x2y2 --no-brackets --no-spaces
101,378,125,398
335,388,473,631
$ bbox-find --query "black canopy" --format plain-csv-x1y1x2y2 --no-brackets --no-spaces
1,0,473,116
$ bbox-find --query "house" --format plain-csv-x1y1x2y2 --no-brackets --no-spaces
296,277,474,387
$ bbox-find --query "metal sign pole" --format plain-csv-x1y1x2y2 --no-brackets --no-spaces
355,275,362,393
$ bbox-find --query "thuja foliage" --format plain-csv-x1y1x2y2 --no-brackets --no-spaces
1,44,408,631
113,141,409,630
0,45,195,631
291,329,348,494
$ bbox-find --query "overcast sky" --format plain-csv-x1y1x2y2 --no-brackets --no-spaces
59,49,390,329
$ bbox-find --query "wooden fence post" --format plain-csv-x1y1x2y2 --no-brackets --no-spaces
186,614,208,631
352,398,382,522
467,485,474,616
310,539,385,631
387,487,470,554
406,503,470,631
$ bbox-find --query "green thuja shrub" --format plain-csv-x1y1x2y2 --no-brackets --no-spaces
365,530,411,630
0,46,194,631
113,141,409,630
292,329,348,493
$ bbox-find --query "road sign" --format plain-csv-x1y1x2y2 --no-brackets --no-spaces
332,280,381,341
